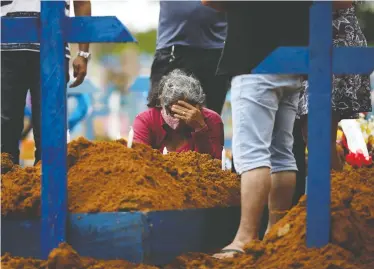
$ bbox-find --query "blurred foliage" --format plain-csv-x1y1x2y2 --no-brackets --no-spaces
134,29,157,54
94,29,157,60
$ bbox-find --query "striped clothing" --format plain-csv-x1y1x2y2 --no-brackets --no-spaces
1,0,71,58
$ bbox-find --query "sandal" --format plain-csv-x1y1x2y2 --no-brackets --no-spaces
212,248,245,259
219,249,244,254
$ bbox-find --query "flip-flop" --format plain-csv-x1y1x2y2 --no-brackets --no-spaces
212,248,245,260
219,249,244,255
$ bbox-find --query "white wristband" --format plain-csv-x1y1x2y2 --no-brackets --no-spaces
77,51,91,61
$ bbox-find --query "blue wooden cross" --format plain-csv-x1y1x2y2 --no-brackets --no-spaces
253,2,374,247
1,1,135,258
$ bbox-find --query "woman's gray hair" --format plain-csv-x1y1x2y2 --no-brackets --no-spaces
158,69,205,111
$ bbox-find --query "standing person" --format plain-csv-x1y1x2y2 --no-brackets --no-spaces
207,1,312,258
147,0,229,115
1,0,91,165
297,1,372,173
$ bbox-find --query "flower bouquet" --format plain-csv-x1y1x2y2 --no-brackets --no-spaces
338,115,373,168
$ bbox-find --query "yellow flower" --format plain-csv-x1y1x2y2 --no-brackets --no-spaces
337,130,343,140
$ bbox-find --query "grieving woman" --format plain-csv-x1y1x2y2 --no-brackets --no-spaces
133,69,224,159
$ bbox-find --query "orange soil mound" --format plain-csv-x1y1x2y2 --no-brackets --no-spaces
167,166,374,269
1,153,14,174
1,137,240,216
1,154,41,218
1,243,157,269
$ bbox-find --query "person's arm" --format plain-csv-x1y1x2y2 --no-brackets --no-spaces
333,1,353,11
133,114,152,146
171,101,224,159
70,0,91,88
73,0,91,52
192,119,224,159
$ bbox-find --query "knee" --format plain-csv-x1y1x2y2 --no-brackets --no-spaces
233,144,272,175
271,144,297,173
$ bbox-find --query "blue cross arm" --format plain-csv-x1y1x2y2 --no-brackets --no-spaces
1,17,39,43
333,47,374,75
65,17,136,43
1,16,136,43
252,47,374,75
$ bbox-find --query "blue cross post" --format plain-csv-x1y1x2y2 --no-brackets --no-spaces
1,1,135,258
253,1,374,247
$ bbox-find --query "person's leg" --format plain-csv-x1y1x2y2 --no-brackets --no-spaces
1,51,29,164
231,157,237,173
213,74,281,259
201,74,229,115
28,52,42,164
30,54,70,165
292,119,306,205
266,89,301,233
197,49,229,115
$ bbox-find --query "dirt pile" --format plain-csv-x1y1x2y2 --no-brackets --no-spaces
1,243,157,269
1,138,240,216
1,154,41,218
167,166,374,269
1,153,14,174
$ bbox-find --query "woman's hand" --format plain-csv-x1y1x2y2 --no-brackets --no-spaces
171,101,206,130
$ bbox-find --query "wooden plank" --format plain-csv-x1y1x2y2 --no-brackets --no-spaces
67,212,148,263
306,1,332,248
0,17,39,43
253,47,309,74
333,47,374,75
64,17,136,43
1,207,240,264
0,17,136,44
40,1,68,259
251,46,374,75
1,219,42,258
145,207,240,265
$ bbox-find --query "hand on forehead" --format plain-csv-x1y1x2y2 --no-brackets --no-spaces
172,100,198,110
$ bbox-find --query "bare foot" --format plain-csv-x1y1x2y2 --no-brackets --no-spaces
212,242,246,260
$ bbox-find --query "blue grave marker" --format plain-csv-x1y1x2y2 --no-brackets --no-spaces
307,2,333,247
1,0,374,260
1,1,135,258
254,2,374,247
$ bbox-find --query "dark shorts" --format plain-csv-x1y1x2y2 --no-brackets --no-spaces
1,50,69,165
149,46,229,115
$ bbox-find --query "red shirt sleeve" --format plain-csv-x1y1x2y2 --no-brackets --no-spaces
191,114,224,159
133,112,152,146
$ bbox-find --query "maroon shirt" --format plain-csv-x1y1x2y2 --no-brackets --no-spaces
133,107,224,159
